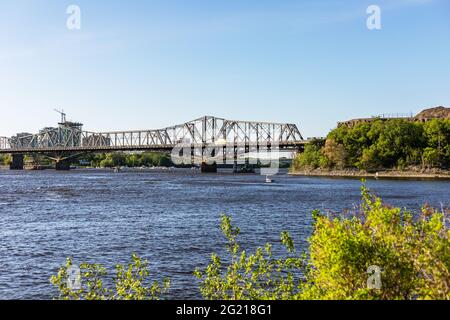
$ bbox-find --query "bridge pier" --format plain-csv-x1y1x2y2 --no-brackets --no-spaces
201,161,217,173
10,154,24,170
55,160,71,171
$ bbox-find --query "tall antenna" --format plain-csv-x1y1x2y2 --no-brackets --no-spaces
54,108,66,123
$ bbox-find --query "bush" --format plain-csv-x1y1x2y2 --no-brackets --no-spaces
194,215,305,300
301,184,449,299
50,254,170,300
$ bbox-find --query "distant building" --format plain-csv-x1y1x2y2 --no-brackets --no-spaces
11,119,86,149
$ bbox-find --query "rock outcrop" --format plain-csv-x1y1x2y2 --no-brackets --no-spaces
414,106,450,121
338,106,450,127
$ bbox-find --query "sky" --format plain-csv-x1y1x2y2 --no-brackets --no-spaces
0,0,449,138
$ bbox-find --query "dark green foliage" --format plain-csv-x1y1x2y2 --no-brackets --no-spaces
82,152,173,168
293,119,450,171
292,139,328,170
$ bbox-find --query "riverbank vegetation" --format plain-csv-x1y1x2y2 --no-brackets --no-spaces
292,119,450,172
77,152,173,168
50,254,170,300
51,184,449,300
0,152,174,168
0,154,11,165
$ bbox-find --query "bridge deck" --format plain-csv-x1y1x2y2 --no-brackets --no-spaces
0,141,307,154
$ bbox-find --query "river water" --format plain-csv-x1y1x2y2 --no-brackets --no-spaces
0,168,448,299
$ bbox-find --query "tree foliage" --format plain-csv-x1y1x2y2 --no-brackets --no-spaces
0,154,11,166
293,119,450,171
291,139,328,170
80,152,173,168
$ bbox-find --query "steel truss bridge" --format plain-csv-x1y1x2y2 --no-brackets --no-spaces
0,116,306,170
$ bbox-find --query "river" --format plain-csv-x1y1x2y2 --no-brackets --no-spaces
0,168,448,299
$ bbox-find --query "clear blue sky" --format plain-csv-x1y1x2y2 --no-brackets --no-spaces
0,0,449,137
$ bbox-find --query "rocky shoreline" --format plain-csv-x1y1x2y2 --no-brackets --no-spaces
289,168,450,180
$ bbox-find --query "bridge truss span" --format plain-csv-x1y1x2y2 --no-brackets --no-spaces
0,116,305,154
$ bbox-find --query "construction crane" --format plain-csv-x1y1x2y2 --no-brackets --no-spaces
54,108,66,123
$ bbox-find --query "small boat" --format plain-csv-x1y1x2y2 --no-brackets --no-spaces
265,175,273,183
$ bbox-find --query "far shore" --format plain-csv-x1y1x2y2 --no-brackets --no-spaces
289,168,450,180
2,165,450,180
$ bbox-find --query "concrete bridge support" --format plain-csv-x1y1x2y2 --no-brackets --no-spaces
55,159,71,171
201,161,217,173
10,154,24,170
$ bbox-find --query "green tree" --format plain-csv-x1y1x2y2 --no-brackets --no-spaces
422,147,440,169
126,153,142,167
293,118,450,172
329,122,372,168
292,139,327,170
423,119,450,167
322,138,346,169
0,154,11,165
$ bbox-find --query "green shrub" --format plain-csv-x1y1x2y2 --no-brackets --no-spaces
301,184,449,299
50,254,170,300
194,215,305,300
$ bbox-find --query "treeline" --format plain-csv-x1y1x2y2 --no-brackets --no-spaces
51,185,449,300
0,154,11,166
293,118,450,171
0,153,173,168
79,152,173,168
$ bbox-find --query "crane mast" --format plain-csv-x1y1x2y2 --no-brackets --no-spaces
54,108,66,124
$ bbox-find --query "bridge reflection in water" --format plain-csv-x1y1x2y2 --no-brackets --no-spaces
0,116,307,171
